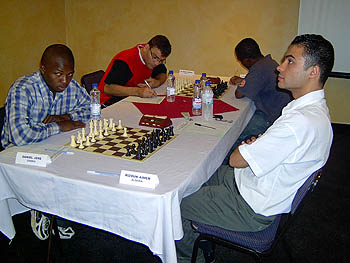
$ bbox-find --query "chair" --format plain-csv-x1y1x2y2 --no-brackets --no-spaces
80,70,105,93
191,169,323,263
0,106,6,151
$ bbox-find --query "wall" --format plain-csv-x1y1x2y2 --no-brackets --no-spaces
0,0,66,106
66,0,299,81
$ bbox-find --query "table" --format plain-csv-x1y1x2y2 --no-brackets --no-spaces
0,83,254,263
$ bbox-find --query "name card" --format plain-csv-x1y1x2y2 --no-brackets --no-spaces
15,152,52,167
119,170,159,189
179,69,195,76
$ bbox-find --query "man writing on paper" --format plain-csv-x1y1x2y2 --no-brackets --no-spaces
223,38,292,164
176,34,334,263
98,35,172,107
1,44,91,241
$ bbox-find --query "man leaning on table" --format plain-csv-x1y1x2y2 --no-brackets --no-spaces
176,34,334,263
1,44,91,240
98,34,172,108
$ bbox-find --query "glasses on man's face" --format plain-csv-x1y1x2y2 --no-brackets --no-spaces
150,49,166,64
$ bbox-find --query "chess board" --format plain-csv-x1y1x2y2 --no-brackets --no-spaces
176,81,229,99
67,127,177,162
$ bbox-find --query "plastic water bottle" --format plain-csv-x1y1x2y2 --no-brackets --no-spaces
202,81,213,121
166,70,176,102
90,83,101,120
192,80,202,116
200,73,208,90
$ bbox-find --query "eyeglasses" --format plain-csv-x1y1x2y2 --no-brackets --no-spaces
150,49,166,64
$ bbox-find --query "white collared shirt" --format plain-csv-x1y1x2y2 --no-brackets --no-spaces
235,90,333,216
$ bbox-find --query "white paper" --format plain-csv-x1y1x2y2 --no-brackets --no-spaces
15,152,51,167
122,96,165,104
119,170,159,189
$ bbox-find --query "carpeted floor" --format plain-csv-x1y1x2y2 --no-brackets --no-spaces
1,123,349,263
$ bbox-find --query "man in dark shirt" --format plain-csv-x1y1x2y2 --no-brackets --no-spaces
98,35,171,107
224,38,292,163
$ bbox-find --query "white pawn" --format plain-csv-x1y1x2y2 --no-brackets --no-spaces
122,127,128,137
104,126,109,136
117,120,123,130
85,136,91,146
98,129,104,139
112,123,116,132
91,133,96,142
70,135,77,147
78,139,84,149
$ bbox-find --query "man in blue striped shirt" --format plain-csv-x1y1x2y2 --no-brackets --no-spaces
1,44,91,240
1,44,91,149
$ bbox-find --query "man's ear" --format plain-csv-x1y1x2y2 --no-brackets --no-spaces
39,64,46,74
310,65,320,79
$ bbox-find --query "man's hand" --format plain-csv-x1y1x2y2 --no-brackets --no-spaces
229,76,245,85
43,114,71,124
58,120,86,132
240,134,262,145
136,87,157,98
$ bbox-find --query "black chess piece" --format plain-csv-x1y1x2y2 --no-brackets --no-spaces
136,145,142,160
125,146,131,157
131,144,137,154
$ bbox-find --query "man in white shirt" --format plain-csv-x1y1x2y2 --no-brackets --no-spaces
176,34,334,263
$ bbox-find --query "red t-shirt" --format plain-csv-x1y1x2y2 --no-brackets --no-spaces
98,44,153,105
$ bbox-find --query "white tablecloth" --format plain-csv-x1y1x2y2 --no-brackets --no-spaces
0,84,254,263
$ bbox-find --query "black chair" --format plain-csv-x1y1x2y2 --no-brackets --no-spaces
80,70,105,93
0,106,6,151
191,169,323,263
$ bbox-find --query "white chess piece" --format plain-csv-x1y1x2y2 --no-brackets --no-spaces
77,131,82,144
98,129,104,139
117,120,123,130
109,118,113,129
70,135,77,147
94,122,98,136
104,126,109,136
81,128,86,142
122,127,128,137
112,123,116,132
91,133,96,142
78,139,84,149
85,136,91,146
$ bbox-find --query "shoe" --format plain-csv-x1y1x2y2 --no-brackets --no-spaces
57,226,75,239
31,210,50,240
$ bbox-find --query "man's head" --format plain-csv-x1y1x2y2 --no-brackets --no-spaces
277,34,334,98
235,38,263,69
144,35,171,69
40,44,75,95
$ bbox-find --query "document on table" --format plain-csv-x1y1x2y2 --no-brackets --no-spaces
175,120,232,137
122,96,165,104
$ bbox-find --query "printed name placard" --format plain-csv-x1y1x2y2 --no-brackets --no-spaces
15,152,51,167
179,69,195,76
119,170,159,189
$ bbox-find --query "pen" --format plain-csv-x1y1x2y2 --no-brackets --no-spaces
144,79,152,89
44,148,74,155
194,123,216,130
87,170,120,177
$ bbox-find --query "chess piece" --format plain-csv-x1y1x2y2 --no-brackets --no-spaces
117,120,123,130
85,136,91,146
94,122,98,136
77,131,82,144
112,123,116,132
70,135,77,147
104,126,109,136
91,133,96,142
122,127,128,137
125,146,131,157
81,128,86,142
78,139,84,149
109,118,114,130
98,129,104,139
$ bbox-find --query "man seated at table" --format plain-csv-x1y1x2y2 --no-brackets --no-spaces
223,38,292,164
98,35,172,108
1,44,91,240
176,34,334,263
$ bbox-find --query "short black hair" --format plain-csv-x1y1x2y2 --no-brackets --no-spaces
235,38,263,61
41,44,74,67
148,35,172,57
291,34,334,85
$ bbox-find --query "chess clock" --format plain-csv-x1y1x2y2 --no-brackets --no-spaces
139,115,172,128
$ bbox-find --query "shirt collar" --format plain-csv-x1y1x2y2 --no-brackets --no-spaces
283,89,325,113
138,44,146,65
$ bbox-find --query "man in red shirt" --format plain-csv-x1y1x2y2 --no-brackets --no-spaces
98,35,171,107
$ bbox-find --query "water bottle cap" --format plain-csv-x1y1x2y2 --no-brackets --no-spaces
169,70,174,74
195,80,200,84
92,83,98,88
205,81,211,86
202,73,206,77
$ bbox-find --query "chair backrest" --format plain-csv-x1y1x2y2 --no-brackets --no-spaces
0,106,6,151
81,70,105,94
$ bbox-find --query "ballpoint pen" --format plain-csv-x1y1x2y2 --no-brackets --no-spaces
144,79,152,89
194,123,216,130
87,170,120,176
44,148,74,155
